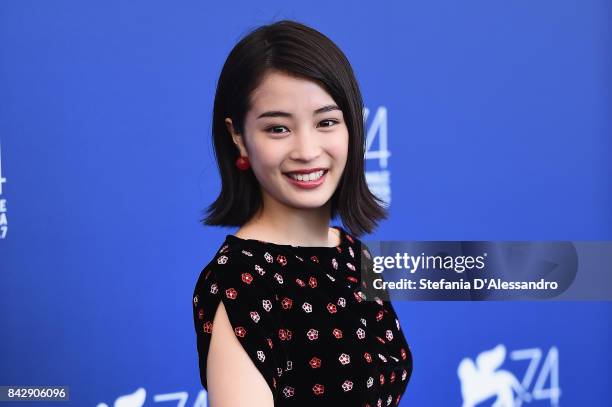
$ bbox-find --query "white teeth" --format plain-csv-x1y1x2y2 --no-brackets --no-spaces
288,170,325,182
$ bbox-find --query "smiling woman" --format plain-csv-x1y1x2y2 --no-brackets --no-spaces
193,19,413,406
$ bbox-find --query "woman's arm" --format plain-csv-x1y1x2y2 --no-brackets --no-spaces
206,301,275,406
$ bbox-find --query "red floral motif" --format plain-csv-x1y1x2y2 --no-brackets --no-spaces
326,303,337,314
309,357,321,368
276,254,287,266
197,308,204,320
241,272,253,284
401,348,407,360
379,373,385,385
225,288,238,299
364,352,372,363
390,371,396,383
376,336,386,344
310,255,319,263
376,310,384,321
203,321,213,334
267,338,273,348
234,326,246,337
346,276,358,284
278,328,292,341
281,297,293,310
308,276,318,288
295,278,305,287
312,383,325,395
332,328,343,339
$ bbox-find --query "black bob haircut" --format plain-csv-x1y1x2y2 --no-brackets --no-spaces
202,19,387,237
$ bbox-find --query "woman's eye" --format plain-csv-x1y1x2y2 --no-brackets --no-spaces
266,126,289,134
318,119,338,128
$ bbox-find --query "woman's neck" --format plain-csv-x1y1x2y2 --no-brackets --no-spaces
234,195,339,247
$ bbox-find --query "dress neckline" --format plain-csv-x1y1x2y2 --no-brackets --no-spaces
225,225,347,251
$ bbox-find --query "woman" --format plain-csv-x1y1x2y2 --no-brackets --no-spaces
192,19,413,406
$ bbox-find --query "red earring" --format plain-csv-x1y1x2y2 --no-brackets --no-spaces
235,156,250,170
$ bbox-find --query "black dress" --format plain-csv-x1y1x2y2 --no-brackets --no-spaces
192,226,413,406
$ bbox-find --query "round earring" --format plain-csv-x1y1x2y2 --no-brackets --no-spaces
235,156,250,170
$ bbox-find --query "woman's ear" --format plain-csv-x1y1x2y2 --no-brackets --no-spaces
225,118,248,157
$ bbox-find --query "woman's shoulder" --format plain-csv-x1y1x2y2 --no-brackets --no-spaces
193,235,273,300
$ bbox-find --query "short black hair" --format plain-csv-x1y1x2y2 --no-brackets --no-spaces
202,19,387,236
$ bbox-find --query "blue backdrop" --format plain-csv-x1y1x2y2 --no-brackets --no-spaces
1,1,610,406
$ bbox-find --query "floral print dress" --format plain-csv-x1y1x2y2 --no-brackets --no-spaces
192,226,413,406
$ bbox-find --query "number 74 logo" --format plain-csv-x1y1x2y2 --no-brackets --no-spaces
458,345,560,407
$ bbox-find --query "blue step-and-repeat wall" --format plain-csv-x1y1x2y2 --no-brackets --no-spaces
1,1,610,406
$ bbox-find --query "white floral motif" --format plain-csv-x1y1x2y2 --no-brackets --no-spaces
262,299,272,312
277,367,283,377
337,297,346,307
342,380,353,392
387,395,392,405
346,262,355,271
302,302,313,313
210,283,218,294
331,258,338,270
390,355,399,362
257,350,265,362
241,250,253,256
402,369,407,381
396,318,400,330
286,360,293,371
282,386,294,398
274,273,284,284
375,297,383,306
385,329,394,341
264,252,273,263
361,318,367,326
255,264,265,275
349,246,354,258
338,353,350,365
217,255,228,265
250,311,260,323
326,273,336,282
378,353,387,363
306,329,319,340
367,376,374,388
356,328,366,339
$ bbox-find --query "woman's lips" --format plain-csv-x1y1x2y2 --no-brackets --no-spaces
283,169,328,189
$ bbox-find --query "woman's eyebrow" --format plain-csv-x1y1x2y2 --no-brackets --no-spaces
256,104,340,119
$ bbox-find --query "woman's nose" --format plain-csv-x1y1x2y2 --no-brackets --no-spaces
289,129,322,162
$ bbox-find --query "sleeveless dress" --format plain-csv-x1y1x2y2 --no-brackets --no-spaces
192,226,413,406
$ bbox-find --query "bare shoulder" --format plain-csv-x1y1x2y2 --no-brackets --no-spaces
206,301,274,406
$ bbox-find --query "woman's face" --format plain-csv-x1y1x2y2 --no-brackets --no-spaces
227,70,349,213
